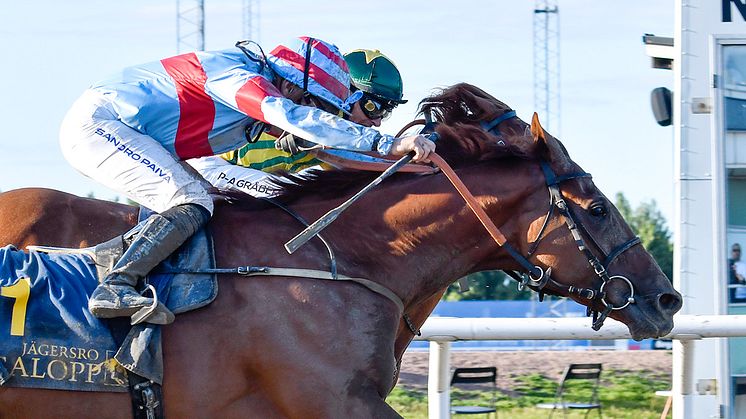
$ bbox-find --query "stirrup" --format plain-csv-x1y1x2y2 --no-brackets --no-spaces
130,285,175,325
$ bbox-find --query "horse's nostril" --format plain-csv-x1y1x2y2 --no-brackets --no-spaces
658,292,683,312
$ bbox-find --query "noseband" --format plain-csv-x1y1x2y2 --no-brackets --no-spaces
478,112,642,330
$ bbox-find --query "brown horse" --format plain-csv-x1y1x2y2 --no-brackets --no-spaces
0,83,682,418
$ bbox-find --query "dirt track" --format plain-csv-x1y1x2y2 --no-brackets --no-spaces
397,350,672,391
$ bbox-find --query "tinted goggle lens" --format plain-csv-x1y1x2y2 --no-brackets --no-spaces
361,95,394,120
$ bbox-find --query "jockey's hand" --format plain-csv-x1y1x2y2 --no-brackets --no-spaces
390,134,436,163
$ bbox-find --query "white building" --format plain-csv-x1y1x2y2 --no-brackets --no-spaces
647,1,746,417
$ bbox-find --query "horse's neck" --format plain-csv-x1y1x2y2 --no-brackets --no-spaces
211,160,544,319
388,162,544,370
330,161,543,307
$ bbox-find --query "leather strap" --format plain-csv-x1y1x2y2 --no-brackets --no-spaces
245,267,405,314
396,119,427,137
158,266,404,315
429,153,542,277
314,150,439,174
481,110,517,133
429,153,508,246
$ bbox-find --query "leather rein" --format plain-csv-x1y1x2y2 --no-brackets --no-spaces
427,153,639,331
180,111,640,334
395,111,641,331
433,111,642,330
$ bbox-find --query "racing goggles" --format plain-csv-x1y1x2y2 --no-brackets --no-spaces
360,93,395,120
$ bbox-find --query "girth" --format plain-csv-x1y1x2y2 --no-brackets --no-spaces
158,265,405,315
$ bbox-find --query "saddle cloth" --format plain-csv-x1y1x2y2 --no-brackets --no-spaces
0,222,217,391
0,246,128,392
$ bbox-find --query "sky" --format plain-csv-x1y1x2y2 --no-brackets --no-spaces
0,1,675,221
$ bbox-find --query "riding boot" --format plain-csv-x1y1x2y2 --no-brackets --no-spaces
88,203,211,324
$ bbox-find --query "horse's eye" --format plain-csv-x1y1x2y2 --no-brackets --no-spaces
589,203,608,217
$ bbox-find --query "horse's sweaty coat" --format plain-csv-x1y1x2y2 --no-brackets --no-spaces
0,83,681,418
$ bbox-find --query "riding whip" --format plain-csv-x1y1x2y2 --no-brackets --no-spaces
284,150,416,254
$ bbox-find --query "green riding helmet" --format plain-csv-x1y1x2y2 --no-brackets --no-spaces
343,49,407,108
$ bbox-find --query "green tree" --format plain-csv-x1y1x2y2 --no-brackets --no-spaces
444,271,532,301
614,192,673,280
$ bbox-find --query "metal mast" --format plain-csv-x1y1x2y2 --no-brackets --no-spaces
242,0,260,42
530,1,565,345
177,0,205,53
533,0,560,136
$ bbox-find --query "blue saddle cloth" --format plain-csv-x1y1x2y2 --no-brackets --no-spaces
0,223,217,391
0,246,129,392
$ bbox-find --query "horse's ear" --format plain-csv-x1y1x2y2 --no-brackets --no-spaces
531,112,551,159
530,113,571,166
530,112,545,143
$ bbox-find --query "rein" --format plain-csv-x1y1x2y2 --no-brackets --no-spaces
400,109,642,330
428,154,640,330
167,112,639,336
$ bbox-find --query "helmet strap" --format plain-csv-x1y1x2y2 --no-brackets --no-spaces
302,37,315,95
235,40,268,73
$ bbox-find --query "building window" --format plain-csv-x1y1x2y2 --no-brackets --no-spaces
725,46,746,131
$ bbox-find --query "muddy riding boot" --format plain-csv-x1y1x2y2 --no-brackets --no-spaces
88,203,211,325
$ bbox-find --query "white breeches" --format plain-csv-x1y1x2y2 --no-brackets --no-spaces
186,156,282,198
59,90,214,214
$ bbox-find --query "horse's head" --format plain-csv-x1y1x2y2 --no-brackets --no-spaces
420,84,682,340
522,114,681,340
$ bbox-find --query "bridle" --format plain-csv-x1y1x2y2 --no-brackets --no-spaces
240,107,643,341
514,161,641,330
461,111,643,330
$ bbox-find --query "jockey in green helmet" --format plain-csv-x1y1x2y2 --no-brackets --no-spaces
189,48,414,196
344,49,407,128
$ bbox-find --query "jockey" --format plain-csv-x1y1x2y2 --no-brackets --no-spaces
344,48,408,127
187,48,409,197
59,37,436,325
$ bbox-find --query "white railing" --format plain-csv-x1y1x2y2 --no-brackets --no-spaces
413,315,746,419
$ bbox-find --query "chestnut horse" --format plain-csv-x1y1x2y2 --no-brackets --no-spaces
0,84,681,418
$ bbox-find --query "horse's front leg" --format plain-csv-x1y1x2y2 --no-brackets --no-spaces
240,280,404,418
259,334,404,419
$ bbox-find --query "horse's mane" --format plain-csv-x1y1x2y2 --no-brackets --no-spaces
420,83,528,166
221,83,533,206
